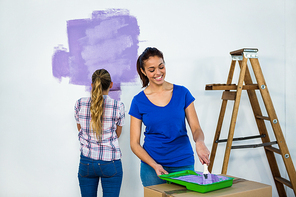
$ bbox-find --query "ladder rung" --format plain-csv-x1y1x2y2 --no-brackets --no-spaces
216,134,265,143
231,141,277,149
205,84,259,90
256,115,270,120
265,146,281,154
275,177,292,188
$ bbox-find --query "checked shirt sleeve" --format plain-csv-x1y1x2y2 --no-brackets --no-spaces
74,99,81,124
117,102,125,126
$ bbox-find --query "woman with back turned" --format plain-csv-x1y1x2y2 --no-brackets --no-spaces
74,69,125,197
129,47,210,187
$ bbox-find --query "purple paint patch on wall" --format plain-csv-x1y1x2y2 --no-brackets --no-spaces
52,9,140,100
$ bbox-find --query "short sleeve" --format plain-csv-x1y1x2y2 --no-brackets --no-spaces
117,102,125,126
74,99,81,123
184,87,195,109
128,96,142,120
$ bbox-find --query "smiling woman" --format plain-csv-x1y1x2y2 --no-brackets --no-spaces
129,47,210,187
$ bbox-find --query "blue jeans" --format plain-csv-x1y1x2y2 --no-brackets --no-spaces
140,162,194,187
78,154,123,197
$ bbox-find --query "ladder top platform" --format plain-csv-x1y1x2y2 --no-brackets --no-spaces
230,48,258,55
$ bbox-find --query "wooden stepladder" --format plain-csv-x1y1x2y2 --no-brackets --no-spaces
206,48,296,197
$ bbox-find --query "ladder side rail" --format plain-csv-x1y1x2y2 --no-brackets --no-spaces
221,57,248,174
209,59,237,173
208,100,227,172
238,60,273,143
238,60,287,196
250,58,296,195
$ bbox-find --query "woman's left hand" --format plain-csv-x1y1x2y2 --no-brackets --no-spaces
195,141,210,165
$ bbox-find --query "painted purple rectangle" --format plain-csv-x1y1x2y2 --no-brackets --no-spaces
52,9,140,100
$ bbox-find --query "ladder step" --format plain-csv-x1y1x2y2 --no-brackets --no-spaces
222,91,236,100
265,146,281,154
231,141,277,149
275,177,293,188
256,115,270,120
205,84,259,90
216,134,265,143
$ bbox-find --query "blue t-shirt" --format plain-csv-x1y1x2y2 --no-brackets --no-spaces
129,84,195,167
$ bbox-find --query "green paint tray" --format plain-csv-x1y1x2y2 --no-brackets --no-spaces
159,170,234,193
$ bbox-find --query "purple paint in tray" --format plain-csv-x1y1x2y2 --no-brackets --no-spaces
171,171,229,185
159,170,234,193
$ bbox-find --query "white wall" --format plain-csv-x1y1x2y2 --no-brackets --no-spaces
0,0,295,196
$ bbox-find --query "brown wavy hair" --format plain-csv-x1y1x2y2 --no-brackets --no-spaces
90,69,111,140
137,47,165,87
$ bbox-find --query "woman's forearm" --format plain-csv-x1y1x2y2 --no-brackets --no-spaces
130,142,158,169
130,116,168,175
130,142,168,175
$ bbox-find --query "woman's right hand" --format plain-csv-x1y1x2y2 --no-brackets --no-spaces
195,140,210,165
153,163,169,176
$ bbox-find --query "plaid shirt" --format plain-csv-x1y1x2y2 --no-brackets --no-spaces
74,95,125,161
